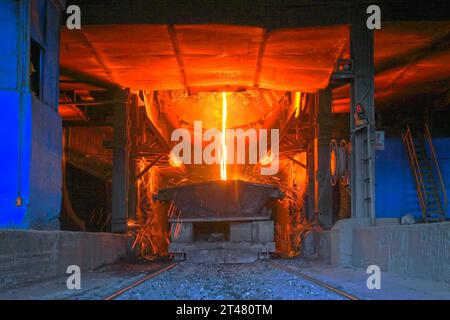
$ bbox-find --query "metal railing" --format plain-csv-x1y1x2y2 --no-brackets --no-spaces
403,126,427,218
424,124,448,206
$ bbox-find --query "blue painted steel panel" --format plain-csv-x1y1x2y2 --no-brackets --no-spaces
29,97,62,229
41,0,61,110
375,137,450,219
432,138,450,217
0,0,63,230
0,91,32,228
0,1,19,90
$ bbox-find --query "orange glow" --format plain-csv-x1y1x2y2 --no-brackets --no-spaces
168,150,183,167
220,92,228,180
294,91,301,118
260,151,273,166
330,149,337,176
127,219,139,228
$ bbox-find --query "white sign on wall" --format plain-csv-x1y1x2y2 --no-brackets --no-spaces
375,131,385,150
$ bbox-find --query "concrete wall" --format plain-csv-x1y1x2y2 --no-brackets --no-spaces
316,218,371,266
316,220,450,283
352,222,450,283
0,230,132,289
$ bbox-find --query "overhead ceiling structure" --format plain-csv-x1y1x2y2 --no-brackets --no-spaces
61,21,450,112
375,22,450,105
60,24,349,92
332,21,450,112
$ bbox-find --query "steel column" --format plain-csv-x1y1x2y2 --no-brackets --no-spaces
317,88,333,226
307,94,318,220
111,89,131,233
127,94,139,221
350,5,376,224
16,0,31,208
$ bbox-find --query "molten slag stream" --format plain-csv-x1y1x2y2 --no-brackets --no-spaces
220,92,228,180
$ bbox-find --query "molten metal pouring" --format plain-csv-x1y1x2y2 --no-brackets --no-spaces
220,92,228,180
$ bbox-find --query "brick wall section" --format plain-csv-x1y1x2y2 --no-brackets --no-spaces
0,230,132,289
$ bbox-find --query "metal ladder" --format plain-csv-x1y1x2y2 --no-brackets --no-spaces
403,125,447,222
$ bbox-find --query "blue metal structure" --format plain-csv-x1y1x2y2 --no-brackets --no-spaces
0,0,65,229
375,137,450,220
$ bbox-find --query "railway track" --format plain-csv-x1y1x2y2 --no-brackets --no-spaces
268,261,359,300
104,260,358,300
103,263,178,300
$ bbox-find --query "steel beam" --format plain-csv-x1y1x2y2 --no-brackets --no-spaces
111,89,131,233
317,88,333,226
253,29,269,88
284,154,307,169
167,25,189,93
127,94,139,220
350,5,376,224
59,100,123,106
135,154,164,182
79,30,117,84
306,94,318,220
60,67,118,90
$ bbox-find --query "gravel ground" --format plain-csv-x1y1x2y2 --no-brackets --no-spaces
2,258,447,300
116,261,345,300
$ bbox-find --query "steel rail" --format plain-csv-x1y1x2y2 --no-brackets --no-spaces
103,263,178,300
269,261,359,300
105,261,358,300
403,126,427,218
424,124,448,206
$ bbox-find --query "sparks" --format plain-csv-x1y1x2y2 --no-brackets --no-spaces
260,151,273,166
168,150,183,167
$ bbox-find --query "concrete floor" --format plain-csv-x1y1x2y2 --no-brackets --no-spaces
278,257,450,300
0,258,448,300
